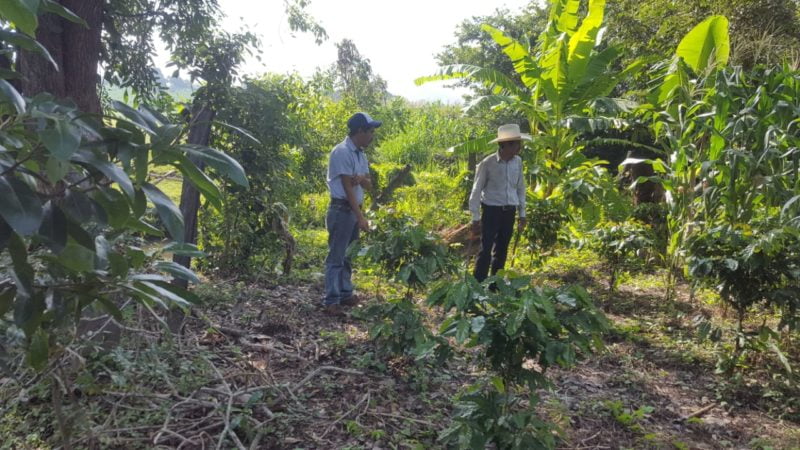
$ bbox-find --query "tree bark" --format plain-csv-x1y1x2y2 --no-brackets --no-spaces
168,102,214,334
17,0,103,114
61,0,103,114
18,12,65,99
172,102,215,284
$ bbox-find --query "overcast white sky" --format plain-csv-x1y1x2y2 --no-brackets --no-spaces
208,0,533,103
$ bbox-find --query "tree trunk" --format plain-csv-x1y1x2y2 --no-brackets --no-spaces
18,12,65,99
172,103,215,287
168,102,214,334
61,0,103,114
17,0,102,114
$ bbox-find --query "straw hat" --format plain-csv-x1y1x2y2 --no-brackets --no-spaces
489,124,532,143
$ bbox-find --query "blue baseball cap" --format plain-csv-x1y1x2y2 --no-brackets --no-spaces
347,112,382,132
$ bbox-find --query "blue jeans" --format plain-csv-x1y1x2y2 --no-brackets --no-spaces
324,203,360,305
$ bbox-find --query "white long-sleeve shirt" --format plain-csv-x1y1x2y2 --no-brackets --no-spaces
468,153,526,221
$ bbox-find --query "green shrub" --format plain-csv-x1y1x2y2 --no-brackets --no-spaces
687,223,800,368
591,220,655,292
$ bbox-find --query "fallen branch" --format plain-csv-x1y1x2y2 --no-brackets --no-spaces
290,366,365,396
241,340,309,362
320,392,370,439
679,403,716,421
370,412,435,427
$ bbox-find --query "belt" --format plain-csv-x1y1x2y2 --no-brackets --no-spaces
330,198,362,208
482,203,516,211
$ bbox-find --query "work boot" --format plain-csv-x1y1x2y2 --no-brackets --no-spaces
323,303,345,317
340,294,361,307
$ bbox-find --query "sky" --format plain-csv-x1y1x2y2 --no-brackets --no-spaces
205,0,533,103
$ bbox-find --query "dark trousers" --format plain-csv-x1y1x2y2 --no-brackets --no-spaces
474,204,516,282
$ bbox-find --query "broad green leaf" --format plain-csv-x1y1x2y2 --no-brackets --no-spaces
0,29,56,68
96,295,123,320
446,134,495,156
214,120,261,145
126,218,164,237
131,187,147,218
491,376,505,394
151,124,182,151
142,182,184,242
539,33,569,109
470,316,486,333
91,188,130,229
155,261,201,284
0,175,43,235
66,217,95,249
1,0,39,36
0,286,16,316
57,241,96,272
0,79,25,114
415,64,525,97
39,119,81,161
180,145,248,188
149,280,200,305
14,292,44,338
70,150,135,199
163,242,205,258
27,329,49,371
125,283,167,309
107,251,129,278
455,318,470,343
481,24,539,88
133,280,195,309
111,101,156,135
39,0,87,26
676,15,730,73
38,201,67,252
45,157,70,183
555,0,581,35
768,342,792,373
174,154,222,210
567,0,606,85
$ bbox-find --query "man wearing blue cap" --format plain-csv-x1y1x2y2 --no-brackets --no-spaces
323,112,382,313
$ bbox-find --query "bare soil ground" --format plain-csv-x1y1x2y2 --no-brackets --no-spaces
1,271,798,449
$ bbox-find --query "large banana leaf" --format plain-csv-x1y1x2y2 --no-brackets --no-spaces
539,33,570,112
446,135,496,156
555,0,582,35
573,57,645,106
481,24,540,89
415,64,525,97
676,15,730,73
656,16,730,105
567,0,606,85
464,95,529,115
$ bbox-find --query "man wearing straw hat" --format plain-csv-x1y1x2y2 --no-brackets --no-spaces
468,124,530,282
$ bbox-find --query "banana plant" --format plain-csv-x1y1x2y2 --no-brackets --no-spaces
416,0,644,241
626,15,732,297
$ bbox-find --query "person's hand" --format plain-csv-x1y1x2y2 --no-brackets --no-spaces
518,217,527,232
470,221,481,237
358,216,370,232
